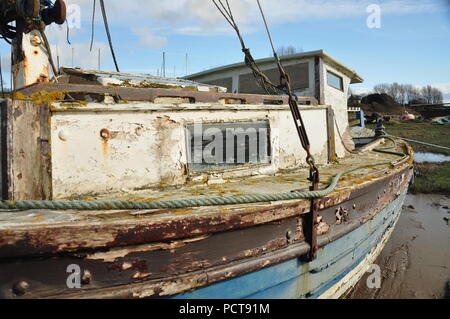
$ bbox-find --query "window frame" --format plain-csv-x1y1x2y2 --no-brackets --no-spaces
186,120,272,173
327,70,344,92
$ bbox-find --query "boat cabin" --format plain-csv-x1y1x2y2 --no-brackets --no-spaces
1,68,344,200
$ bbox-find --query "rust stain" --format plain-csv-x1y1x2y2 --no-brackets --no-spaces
102,140,109,159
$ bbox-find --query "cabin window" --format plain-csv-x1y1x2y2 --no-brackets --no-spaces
239,63,309,94
187,121,271,172
327,71,344,91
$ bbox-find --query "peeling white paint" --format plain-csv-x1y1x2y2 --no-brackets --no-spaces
50,103,331,199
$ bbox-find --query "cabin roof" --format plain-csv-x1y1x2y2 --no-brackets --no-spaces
186,50,364,84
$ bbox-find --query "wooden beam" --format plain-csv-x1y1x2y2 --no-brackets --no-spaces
0,99,52,200
326,106,337,162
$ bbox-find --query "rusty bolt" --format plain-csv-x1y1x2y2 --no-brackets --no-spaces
31,35,42,46
81,270,92,285
12,281,29,296
100,128,111,140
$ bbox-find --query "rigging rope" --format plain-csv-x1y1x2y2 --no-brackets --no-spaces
65,19,71,44
99,0,120,72
211,0,283,95
387,135,450,151
254,0,319,188
38,24,59,81
90,0,96,51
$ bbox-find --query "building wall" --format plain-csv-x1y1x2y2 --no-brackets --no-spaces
322,63,353,157
192,58,316,98
190,56,354,158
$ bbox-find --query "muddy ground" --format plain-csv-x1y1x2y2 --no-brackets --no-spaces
348,194,450,299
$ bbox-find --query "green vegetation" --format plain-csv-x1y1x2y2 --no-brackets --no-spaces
367,121,450,155
367,121,450,194
409,162,450,195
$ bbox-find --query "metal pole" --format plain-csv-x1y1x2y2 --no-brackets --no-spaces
185,53,188,76
56,45,60,70
162,52,166,77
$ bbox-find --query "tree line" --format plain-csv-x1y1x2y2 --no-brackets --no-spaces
372,83,443,105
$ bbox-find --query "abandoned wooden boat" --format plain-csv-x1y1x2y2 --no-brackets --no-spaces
0,67,414,299
0,0,414,299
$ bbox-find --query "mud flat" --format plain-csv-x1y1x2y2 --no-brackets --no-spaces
348,194,450,299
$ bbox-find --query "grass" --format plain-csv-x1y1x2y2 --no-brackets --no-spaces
410,162,450,195
366,121,450,194
367,121,450,155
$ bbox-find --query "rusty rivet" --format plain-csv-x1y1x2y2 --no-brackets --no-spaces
58,130,68,141
81,270,92,285
12,281,29,296
100,128,110,140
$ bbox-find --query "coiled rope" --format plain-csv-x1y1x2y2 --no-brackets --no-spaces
0,142,408,211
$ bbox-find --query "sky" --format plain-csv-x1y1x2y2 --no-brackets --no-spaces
1,0,449,101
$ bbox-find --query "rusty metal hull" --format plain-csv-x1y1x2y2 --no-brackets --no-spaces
0,164,414,299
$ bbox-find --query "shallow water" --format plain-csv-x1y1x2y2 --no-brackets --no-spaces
349,194,450,299
414,152,450,163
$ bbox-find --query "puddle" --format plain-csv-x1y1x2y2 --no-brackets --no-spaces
414,152,450,163
349,194,450,299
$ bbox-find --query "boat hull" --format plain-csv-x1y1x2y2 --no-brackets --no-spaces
168,188,406,299
0,160,414,299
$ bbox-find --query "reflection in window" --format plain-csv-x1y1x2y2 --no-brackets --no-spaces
327,71,343,90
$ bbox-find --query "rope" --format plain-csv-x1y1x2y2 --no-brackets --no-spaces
99,0,120,72
387,135,450,152
0,143,408,211
89,0,96,52
211,0,282,95
38,25,59,81
334,115,358,154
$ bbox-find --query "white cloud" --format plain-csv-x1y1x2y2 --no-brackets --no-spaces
431,82,450,95
46,24,109,70
132,28,167,49
431,82,450,102
63,0,450,38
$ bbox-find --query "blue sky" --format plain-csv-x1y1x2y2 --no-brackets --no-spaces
1,0,449,101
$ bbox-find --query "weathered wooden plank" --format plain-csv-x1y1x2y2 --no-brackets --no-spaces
0,167,413,299
0,99,51,200
314,56,325,105
17,82,318,105
0,164,413,258
326,106,337,162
